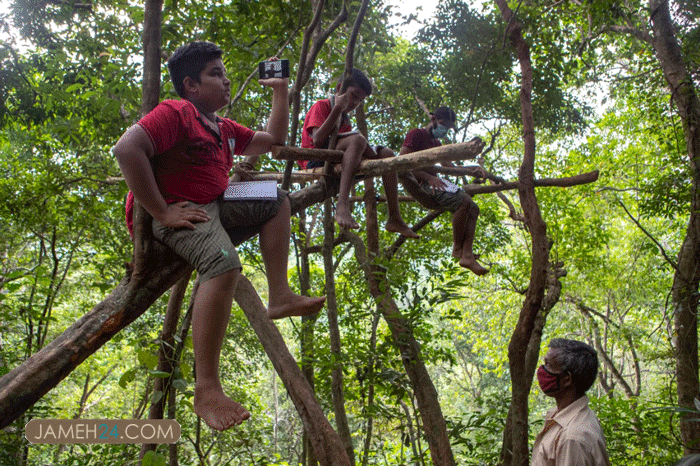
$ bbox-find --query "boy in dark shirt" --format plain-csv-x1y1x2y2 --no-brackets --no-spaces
113,41,325,431
400,107,488,275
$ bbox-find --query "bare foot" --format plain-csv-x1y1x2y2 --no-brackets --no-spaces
268,293,326,320
194,385,250,431
385,219,419,239
452,247,462,260
459,254,489,276
335,207,359,229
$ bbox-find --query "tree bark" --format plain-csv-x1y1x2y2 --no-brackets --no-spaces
140,0,162,118
354,177,457,465
233,276,351,466
648,0,700,453
273,139,485,175
494,2,550,466
322,194,355,462
140,271,192,461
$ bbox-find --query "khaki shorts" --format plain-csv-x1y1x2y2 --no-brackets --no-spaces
417,181,468,213
152,188,286,282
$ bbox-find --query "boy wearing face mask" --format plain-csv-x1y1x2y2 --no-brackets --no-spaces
533,338,611,466
399,106,488,275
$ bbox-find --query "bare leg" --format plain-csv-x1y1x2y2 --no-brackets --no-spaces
193,269,251,431
375,147,419,239
261,196,326,319
334,135,366,229
451,201,468,260
453,198,488,275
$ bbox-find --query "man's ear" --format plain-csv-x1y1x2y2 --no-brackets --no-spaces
560,371,573,389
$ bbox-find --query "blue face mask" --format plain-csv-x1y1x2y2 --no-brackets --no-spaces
431,123,449,139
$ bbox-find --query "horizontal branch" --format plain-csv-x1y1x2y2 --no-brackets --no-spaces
272,146,344,162
350,138,485,177
349,195,414,203
461,170,599,196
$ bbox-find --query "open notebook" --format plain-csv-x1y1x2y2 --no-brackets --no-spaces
223,180,277,201
438,178,460,193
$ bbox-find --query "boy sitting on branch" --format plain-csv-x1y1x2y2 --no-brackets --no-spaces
400,106,488,275
113,41,325,431
301,69,419,238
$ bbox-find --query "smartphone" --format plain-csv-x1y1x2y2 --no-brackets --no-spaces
258,59,290,79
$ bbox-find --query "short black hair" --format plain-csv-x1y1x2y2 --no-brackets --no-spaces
167,41,223,98
336,68,373,96
549,338,599,396
433,106,457,129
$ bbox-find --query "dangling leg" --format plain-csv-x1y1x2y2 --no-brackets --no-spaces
374,147,418,238
260,196,326,319
454,197,488,275
193,269,252,430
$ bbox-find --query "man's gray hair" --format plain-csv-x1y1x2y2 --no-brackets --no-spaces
549,338,599,395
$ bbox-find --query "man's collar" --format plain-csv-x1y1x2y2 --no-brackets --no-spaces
547,395,589,425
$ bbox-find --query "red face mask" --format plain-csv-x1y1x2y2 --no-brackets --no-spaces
537,365,563,393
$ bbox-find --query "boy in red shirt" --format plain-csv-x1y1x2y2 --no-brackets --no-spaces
113,42,325,431
400,107,488,275
301,69,418,238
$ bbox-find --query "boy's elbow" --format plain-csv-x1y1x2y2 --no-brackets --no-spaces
312,135,326,148
111,143,128,163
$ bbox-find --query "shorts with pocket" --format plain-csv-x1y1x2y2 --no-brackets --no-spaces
152,188,286,282
417,181,468,213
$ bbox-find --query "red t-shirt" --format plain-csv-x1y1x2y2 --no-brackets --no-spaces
299,99,352,169
402,128,441,152
124,99,255,234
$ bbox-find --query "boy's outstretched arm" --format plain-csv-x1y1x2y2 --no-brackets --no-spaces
113,125,210,230
244,62,289,157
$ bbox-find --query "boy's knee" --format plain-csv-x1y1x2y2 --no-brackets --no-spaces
200,266,241,287
198,250,242,283
377,146,395,159
342,133,367,153
468,200,480,216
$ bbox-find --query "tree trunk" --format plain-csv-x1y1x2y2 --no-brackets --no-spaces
648,0,700,453
233,276,351,465
140,0,162,117
322,195,356,462
493,2,550,466
354,178,456,465
140,271,192,461
298,212,320,466
500,264,565,464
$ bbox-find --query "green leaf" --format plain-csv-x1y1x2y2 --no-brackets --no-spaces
142,450,166,466
172,379,188,392
137,349,159,370
150,390,164,405
118,368,136,389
